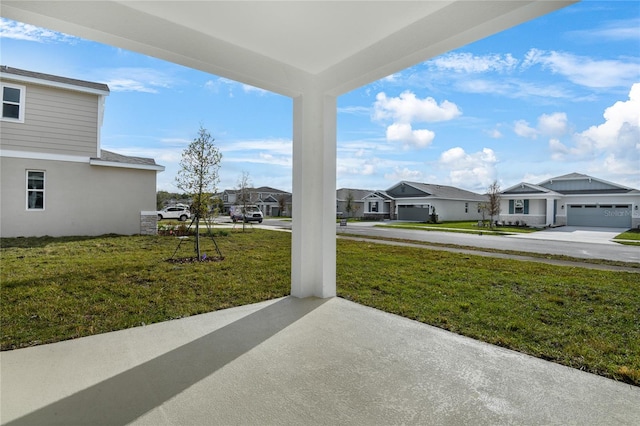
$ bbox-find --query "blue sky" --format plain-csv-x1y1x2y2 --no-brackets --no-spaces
1,1,639,194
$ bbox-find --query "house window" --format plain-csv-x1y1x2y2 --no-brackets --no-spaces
370,201,378,212
509,199,530,214
26,170,45,210
514,199,524,214
465,202,469,213
2,83,26,122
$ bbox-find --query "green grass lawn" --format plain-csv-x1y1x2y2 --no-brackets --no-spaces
615,228,640,246
378,221,538,234
2,231,638,385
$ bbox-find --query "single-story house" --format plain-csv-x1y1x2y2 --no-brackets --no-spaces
500,173,640,228
386,181,488,222
336,188,393,219
0,66,164,237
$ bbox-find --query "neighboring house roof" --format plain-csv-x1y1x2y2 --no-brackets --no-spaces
503,173,639,197
222,187,290,195
336,188,371,202
253,186,291,194
363,190,393,201
1,65,110,95
502,182,561,196
388,181,487,202
90,150,165,171
542,172,589,181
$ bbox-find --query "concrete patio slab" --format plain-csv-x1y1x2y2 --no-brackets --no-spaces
2,297,639,425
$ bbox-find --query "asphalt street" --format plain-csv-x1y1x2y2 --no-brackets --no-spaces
256,219,639,264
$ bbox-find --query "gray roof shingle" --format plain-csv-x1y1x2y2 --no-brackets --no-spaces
95,150,158,166
1,65,109,93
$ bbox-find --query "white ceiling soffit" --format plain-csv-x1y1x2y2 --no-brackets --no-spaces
1,1,576,97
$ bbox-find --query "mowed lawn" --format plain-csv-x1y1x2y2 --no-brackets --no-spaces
1,230,638,386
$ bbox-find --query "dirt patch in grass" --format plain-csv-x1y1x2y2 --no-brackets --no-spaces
166,256,225,264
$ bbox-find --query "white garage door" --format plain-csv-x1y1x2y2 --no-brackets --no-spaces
567,204,631,228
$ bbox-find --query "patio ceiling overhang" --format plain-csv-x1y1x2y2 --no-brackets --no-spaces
1,1,575,96
1,0,576,298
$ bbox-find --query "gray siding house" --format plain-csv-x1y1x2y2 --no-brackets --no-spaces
337,182,487,221
500,173,640,228
0,66,164,237
386,181,488,222
336,188,393,219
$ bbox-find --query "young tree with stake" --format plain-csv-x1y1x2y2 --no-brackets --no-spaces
175,126,222,259
486,180,501,229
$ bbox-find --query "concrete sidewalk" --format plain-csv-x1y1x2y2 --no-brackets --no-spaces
505,226,626,245
2,297,639,425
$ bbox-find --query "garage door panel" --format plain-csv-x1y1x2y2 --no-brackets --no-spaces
398,206,430,221
567,205,631,227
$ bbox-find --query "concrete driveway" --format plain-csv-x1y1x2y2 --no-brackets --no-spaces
505,226,626,245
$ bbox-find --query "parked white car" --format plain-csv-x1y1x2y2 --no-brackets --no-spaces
157,205,191,221
230,205,263,223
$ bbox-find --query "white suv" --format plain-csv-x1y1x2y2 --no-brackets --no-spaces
230,205,264,223
157,205,191,221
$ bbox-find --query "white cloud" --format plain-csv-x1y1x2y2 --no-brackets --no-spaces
99,68,174,93
522,173,553,185
338,106,371,115
242,84,269,95
485,128,503,139
429,52,518,73
456,78,573,100
514,120,538,139
521,49,640,88
0,18,77,43
537,112,568,137
220,139,291,155
385,123,434,149
382,73,401,82
549,83,640,177
105,79,158,93
548,138,569,161
373,91,460,149
384,167,424,182
256,152,292,167
374,91,461,123
159,137,191,146
439,147,498,190
205,77,271,97
337,157,378,178
567,18,640,42
514,112,568,139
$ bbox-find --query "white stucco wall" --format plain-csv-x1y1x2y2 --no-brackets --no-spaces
499,198,548,226
1,157,157,237
431,200,484,222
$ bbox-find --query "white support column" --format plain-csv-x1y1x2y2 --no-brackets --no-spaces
546,198,555,226
291,87,337,298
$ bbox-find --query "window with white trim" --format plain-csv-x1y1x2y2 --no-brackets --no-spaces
514,199,524,214
1,83,26,122
27,170,45,210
